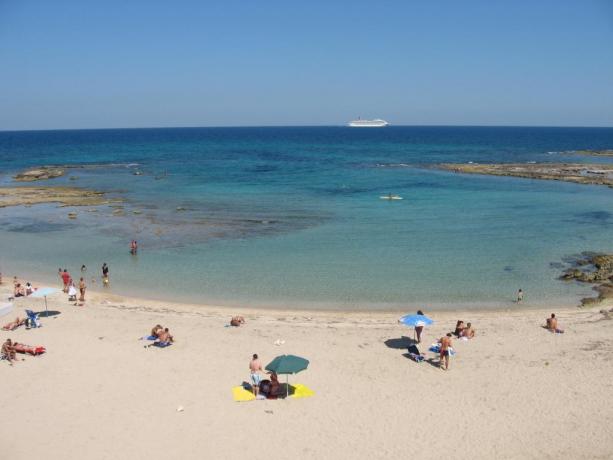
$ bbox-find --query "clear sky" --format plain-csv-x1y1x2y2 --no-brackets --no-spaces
1,0,612,130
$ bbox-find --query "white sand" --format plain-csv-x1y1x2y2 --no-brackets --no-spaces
1,283,612,460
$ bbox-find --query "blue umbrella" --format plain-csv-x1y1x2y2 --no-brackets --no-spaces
30,287,60,317
398,314,434,327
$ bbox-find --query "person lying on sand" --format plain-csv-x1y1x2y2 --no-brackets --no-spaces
151,324,163,338
461,322,475,339
2,317,26,331
157,328,174,343
439,333,453,371
12,342,46,356
230,316,245,327
453,320,465,337
546,314,564,333
2,339,19,365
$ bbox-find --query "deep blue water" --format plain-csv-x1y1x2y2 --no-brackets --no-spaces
1,126,612,309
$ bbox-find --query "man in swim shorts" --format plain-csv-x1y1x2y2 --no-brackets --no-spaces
462,322,475,339
2,339,18,365
249,353,264,396
439,333,453,370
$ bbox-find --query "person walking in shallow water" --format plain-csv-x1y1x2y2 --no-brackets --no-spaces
79,277,86,303
517,289,524,304
102,263,109,286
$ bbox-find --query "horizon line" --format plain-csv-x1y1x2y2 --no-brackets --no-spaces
1,123,613,133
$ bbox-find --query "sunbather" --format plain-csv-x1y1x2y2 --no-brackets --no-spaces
157,328,174,343
14,283,25,298
546,313,564,333
12,342,46,356
2,339,18,365
461,322,475,339
230,316,245,327
150,324,163,338
453,320,465,337
2,317,26,331
268,371,281,397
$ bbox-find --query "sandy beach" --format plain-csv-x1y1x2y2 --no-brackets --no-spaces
1,280,612,460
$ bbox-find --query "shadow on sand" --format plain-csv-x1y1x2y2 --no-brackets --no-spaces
384,336,418,349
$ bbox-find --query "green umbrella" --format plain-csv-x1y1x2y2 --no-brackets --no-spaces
265,355,309,398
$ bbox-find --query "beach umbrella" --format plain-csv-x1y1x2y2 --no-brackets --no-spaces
398,314,434,328
265,354,310,398
30,287,60,317
399,314,434,341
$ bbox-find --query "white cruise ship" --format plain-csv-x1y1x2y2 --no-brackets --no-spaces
348,118,389,127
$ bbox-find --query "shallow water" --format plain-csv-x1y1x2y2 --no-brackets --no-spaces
1,126,612,310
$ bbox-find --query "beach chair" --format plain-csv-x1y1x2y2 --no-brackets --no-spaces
25,309,41,328
407,344,424,363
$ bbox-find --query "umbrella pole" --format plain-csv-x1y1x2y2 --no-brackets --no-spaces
286,375,289,399
44,296,48,317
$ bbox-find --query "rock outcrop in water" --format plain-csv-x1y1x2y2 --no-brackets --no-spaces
0,186,119,208
559,253,613,306
571,150,613,157
438,163,613,188
14,167,65,181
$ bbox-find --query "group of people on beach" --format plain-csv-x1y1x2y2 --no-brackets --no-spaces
249,353,281,398
59,269,87,304
9,276,35,299
144,324,174,347
2,338,45,365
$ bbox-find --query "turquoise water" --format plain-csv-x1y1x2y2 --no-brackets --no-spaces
1,127,612,310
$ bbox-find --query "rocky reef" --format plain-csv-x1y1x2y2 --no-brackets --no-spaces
559,253,613,307
14,166,65,181
0,186,120,208
438,163,613,188
571,150,613,157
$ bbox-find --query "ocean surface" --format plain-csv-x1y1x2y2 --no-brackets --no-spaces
1,126,613,310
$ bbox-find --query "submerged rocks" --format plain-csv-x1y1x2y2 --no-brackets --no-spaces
559,253,613,307
0,186,118,208
14,167,65,181
438,163,613,188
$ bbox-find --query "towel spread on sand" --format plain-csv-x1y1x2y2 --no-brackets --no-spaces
290,384,314,399
429,344,456,356
232,386,256,402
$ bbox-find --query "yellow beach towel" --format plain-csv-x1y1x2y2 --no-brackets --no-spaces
232,386,255,402
290,384,314,399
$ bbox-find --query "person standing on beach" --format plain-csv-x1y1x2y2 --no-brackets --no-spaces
249,354,265,397
102,263,109,286
415,310,425,343
61,269,71,293
79,277,86,303
439,333,453,371
58,268,63,287
517,289,524,304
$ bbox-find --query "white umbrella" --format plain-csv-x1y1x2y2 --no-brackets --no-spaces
30,287,60,317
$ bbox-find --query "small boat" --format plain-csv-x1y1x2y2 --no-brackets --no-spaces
380,194,403,200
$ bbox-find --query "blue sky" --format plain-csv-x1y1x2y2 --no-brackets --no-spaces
1,0,612,129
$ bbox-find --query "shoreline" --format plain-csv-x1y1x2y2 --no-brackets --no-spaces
5,267,609,317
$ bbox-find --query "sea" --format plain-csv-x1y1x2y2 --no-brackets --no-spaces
1,126,613,311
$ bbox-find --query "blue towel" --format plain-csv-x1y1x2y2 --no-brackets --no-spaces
153,341,172,348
